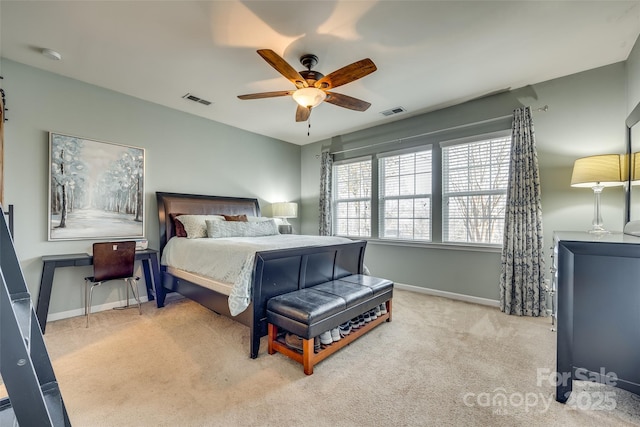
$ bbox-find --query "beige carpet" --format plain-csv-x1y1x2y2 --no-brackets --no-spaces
32,289,640,426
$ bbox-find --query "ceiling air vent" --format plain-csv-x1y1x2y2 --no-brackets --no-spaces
182,93,212,106
380,106,406,117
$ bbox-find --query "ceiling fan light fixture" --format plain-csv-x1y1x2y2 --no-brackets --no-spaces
292,87,326,108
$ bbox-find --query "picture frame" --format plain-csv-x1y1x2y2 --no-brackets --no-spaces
48,132,145,241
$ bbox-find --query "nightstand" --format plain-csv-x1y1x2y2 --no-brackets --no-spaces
278,224,293,234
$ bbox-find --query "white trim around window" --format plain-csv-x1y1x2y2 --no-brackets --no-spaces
441,131,511,245
378,146,433,242
332,156,372,238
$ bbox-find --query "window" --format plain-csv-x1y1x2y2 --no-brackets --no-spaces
378,148,432,241
441,134,511,245
328,126,511,248
333,158,372,237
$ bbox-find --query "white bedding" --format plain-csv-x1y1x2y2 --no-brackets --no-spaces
161,234,355,316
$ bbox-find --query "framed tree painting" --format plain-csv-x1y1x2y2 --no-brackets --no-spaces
48,132,145,241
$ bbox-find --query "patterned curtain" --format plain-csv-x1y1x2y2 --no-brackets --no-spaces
319,151,333,236
499,107,546,316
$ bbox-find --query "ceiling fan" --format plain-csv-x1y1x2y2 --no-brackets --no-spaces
238,49,377,122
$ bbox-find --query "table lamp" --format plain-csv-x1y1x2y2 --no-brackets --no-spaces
272,202,298,234
632,152,640,185
570,154,624,233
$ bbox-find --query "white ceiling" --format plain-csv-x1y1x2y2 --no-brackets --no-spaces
1,1,639,146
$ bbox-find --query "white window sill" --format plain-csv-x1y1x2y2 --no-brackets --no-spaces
362,238,502,253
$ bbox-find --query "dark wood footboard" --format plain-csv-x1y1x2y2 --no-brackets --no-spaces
248,241,366,358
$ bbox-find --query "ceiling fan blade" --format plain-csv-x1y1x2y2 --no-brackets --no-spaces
257,49,308,89
314,58,377,90
325,92,371,111
237,90,293,100
296,105,311,122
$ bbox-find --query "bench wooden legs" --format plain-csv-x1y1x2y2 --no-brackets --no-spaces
302,337,315,375
268,300,393,375
268,323,277,355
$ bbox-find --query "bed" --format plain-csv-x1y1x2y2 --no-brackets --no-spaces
155,192,367,358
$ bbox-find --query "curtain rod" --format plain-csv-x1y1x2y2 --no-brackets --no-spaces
318,105,548,157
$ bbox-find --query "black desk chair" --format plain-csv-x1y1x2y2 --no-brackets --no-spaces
84,241,141,327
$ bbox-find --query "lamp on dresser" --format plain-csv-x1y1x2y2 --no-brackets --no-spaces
272,202,298,234
570,154,625,233
631,151,640,185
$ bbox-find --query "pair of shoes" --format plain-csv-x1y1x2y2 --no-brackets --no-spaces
363,311,372,323
330,327,341,342
285,333,320,353
319,330,333,345
358,314,365,327
379,303,388,315
350,317,360,330
339,321,351,337
373,305,382,318
369,309,378,321
284,333,303,352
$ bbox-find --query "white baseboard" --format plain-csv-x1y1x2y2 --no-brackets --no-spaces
394,282,499,308
46,296,150,323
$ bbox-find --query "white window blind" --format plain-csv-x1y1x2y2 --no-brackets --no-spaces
442,135,511,244
333,158,372,237
379,148,432,241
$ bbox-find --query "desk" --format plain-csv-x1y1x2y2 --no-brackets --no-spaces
37,249,160,333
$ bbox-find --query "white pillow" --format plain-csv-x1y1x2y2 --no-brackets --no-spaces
246,216,285,226
176,215,225,239
206,219,280,238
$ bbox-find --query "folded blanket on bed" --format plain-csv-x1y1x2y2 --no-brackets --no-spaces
161,234,355,316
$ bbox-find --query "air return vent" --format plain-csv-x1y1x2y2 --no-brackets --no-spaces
182,93,212,106
380,106,406,117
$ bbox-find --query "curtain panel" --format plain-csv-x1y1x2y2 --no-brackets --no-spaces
499,107,547,316
319,151,333,236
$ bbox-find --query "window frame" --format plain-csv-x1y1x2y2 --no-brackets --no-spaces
328,125,512,251
440,131,512,246
377,145,433,242
332,156,373,238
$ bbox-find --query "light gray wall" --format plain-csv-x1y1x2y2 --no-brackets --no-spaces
627,34,640,113
2,59,301,319
301,62,628,301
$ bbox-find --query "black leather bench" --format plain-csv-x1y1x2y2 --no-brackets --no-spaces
266,274,393,374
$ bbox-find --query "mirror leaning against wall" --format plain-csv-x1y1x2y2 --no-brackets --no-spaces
624,100,640,235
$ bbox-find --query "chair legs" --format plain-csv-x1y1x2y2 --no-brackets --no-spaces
115,278,142,315
85,277,142,327
86,279,101,328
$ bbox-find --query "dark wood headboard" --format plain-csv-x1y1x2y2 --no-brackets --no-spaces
156,192,261,253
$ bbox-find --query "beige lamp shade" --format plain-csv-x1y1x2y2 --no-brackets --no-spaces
632,152,640,184
272,202,298,218
570,154,625,188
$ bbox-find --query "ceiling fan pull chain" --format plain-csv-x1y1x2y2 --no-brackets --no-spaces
307,116,311,136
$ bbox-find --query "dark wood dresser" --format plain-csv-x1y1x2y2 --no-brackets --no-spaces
554,231,640,403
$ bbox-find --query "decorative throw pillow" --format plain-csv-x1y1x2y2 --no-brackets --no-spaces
206,218,280,238
176,215,225,239
222,214,248,222
246,216,285,225
170,213,187,237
